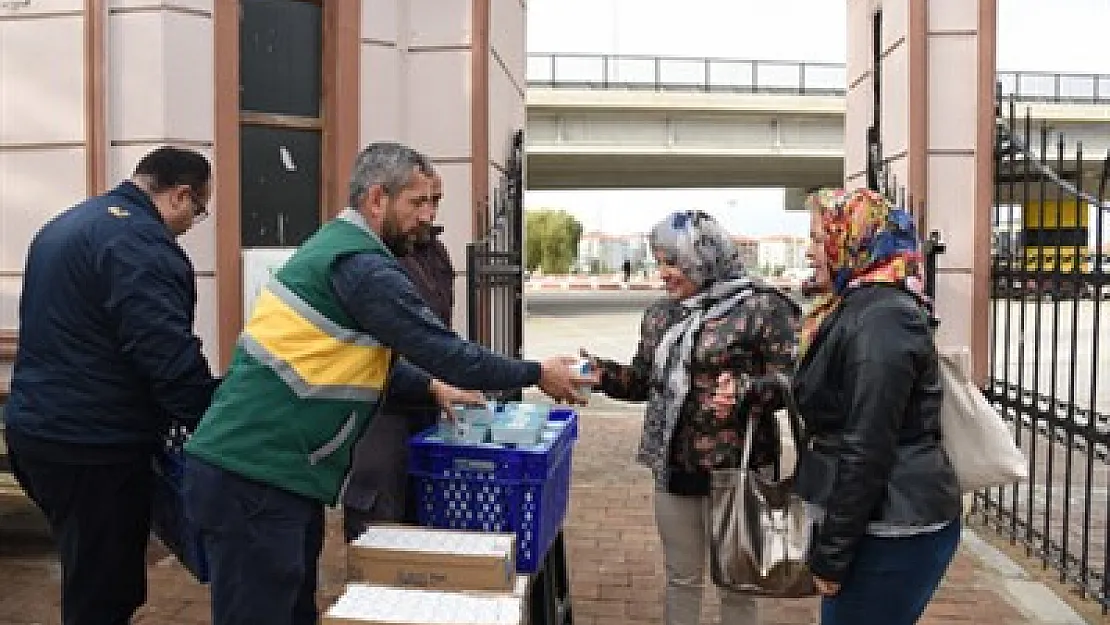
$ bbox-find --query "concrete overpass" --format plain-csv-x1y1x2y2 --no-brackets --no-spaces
525,54,1110,191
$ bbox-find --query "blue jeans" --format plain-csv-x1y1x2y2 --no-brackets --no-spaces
184,455,325,625
820,519,961,625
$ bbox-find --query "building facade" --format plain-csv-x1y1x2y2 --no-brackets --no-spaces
845,0,995,378
0,0,526,379
576,231,650,274
731,235,759,273
755,234,807,276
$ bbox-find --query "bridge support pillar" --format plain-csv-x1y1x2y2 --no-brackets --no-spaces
845,0,996,382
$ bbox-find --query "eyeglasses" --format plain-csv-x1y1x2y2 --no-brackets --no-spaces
187,189,209,223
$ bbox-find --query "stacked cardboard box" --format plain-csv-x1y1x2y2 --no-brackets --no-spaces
330,526,528,625
322,585,523,625
347,526,516,592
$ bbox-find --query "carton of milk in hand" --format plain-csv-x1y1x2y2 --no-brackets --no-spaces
571,357,593,403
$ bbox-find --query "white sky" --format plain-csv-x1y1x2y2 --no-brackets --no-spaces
524,0,1110,237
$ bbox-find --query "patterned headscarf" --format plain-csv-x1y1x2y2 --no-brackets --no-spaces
798,189,928,359
649,210,747,287
641,211,756,482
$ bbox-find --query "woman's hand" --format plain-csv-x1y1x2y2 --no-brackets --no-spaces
710,372,738,419
814,576,841,597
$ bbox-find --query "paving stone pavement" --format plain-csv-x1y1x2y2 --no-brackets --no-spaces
0,492,352,625
527,304,1099,625
559,402,1049,625
0,300,1096,623
0,401,1087,624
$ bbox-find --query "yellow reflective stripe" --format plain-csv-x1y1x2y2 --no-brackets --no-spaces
238,334,382,402
266,279,382,348
244,287,391,392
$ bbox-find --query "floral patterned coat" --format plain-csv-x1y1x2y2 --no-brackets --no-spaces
594,287,801,494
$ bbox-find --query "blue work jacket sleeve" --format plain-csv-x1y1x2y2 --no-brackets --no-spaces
330,252,541,394
387,360,433,404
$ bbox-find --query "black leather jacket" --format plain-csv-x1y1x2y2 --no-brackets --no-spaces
793,284,960,582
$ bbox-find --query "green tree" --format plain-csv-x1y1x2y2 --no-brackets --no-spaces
525,209,582,274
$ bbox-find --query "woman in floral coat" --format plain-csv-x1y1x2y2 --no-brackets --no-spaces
582,210,801,625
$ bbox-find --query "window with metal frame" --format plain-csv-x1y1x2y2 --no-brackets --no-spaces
239,0,324,248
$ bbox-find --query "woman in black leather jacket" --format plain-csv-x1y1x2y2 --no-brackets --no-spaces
794,189,961,625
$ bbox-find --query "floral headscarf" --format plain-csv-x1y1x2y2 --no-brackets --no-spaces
798,188,928,359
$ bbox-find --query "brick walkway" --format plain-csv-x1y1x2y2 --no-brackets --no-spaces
0,403,1057,624
562,406,1041,625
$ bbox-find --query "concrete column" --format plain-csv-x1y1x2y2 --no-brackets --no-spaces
0,1,111,379
846,0,996,379
107,2,218,364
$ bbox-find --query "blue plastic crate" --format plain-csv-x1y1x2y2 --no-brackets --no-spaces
409,410,577,573
150,426,209,583
548,406,578,440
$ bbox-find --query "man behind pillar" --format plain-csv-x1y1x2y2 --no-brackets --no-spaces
342,171,457,539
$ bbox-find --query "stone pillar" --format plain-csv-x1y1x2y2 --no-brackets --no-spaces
360,0,526,335
107,3,219,363
845,0,996,380
0,1,126,375
1,2,223,368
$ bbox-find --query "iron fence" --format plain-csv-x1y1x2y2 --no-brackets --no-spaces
527,53,1110,103
977,93,1110,610
467,130,525,400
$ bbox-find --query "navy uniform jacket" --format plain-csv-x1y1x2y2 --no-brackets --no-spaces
5,181,218,462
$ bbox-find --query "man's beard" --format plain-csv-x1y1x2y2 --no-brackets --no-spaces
381,215,432,257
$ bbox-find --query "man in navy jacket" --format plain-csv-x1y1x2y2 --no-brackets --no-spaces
5,146,219,625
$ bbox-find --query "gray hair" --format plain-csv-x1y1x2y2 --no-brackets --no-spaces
347,142,435,207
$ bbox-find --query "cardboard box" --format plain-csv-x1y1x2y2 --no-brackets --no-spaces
322,583,523,625
347,526,516,593
512,574,530,598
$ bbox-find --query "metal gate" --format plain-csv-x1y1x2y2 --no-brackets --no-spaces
978,94,1110,609
467,130,525,366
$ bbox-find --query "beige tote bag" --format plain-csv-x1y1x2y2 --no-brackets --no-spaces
938,348,1028,492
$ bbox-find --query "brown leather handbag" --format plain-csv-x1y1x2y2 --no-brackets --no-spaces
708,377,816,597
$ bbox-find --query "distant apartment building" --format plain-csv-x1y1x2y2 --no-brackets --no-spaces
577,232,650,273
731,235,759,272
756,235,808,276
578,232,776,277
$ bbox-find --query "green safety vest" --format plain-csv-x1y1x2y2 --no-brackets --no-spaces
186,210,395,504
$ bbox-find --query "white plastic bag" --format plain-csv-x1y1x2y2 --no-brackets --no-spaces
938,348,1028,492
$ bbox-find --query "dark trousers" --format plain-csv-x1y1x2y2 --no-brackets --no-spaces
820,519,961,625
8,449,152,625
342,408,433,542
343,485,421,542
184,456,324,625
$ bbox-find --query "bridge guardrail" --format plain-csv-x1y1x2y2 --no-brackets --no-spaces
527,53,1110,103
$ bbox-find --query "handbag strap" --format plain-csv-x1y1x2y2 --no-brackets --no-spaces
738,371,807,470
771,370,808,450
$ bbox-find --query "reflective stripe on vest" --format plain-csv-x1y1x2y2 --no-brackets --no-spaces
241,279,390,402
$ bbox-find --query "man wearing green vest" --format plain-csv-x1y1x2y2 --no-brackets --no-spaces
183,142,587,625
